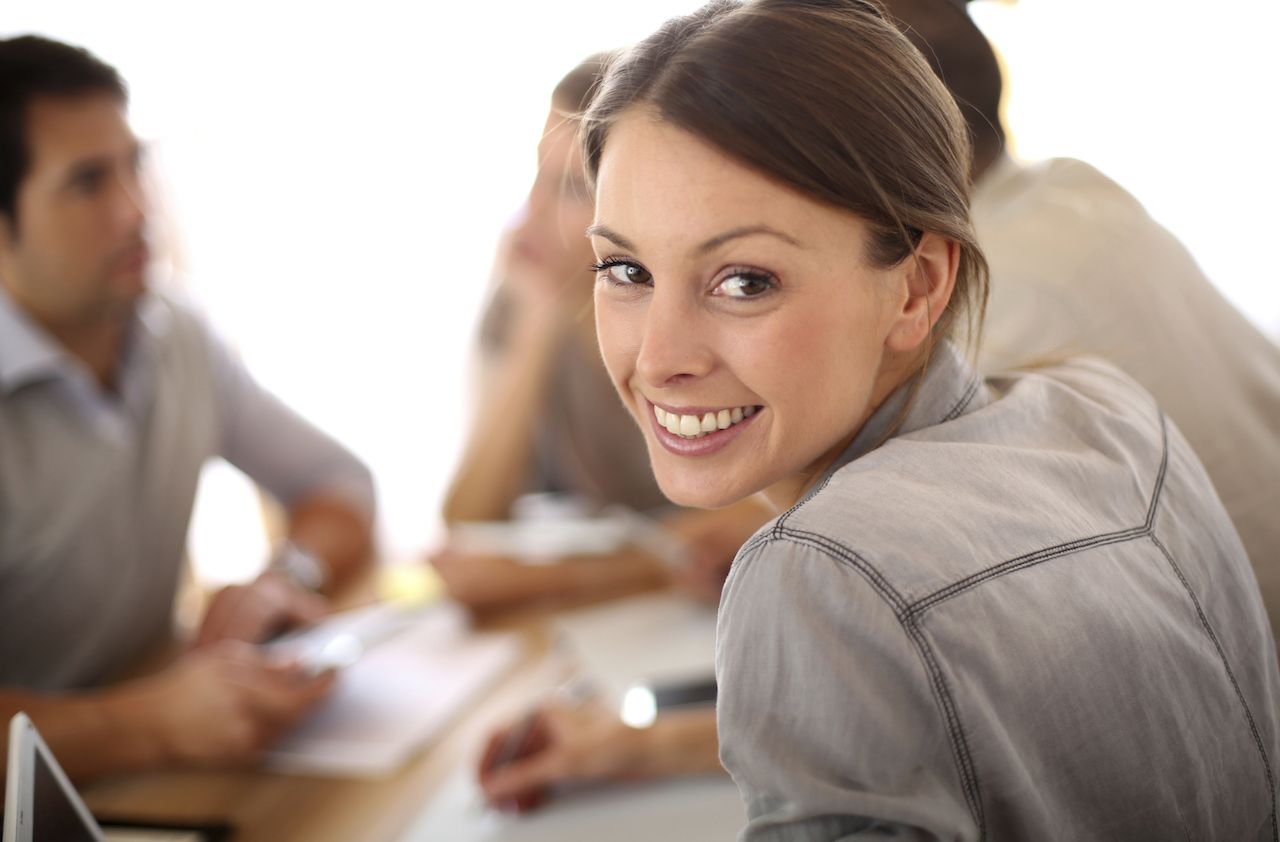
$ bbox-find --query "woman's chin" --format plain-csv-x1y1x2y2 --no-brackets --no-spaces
655,473,752,511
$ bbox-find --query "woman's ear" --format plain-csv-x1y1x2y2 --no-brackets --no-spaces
884,232,960,353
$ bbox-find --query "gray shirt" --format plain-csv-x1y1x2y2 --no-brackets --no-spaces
0,289,374,690
971,155,1280,640
717,342,1279,841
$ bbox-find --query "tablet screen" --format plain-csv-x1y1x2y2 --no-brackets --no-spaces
32,745,98,842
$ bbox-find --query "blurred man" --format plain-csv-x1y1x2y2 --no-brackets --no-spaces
893,0,1280,632
0,35,376,780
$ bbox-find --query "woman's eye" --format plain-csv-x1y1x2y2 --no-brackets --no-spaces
595,261,653,286
715,271,775,299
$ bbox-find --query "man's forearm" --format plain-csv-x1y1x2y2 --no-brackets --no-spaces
286,494,375,593
0,687,165,784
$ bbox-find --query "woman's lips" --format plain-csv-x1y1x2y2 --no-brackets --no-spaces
646,399,760,457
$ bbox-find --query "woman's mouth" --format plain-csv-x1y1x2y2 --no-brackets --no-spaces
647,400,762,457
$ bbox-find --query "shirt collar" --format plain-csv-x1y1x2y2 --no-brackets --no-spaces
0,286,69,395
0,286,171,397
812,339,988,492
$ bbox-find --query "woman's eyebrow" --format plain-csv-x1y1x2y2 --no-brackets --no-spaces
694,225,802,254
585,223,802,254
585,223,636,251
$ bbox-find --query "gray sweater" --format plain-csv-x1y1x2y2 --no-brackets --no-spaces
717,342,1279,841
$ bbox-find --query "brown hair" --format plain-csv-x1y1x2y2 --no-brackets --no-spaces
883,0,1005,177
551,52,612,116
581,0,988,354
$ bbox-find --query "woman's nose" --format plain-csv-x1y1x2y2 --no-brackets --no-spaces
634,284,715,390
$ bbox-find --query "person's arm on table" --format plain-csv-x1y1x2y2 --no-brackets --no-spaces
442,264,583,525
430,542,668,612
430,497,770,612
195,324,376,647
478,702,721,812
661,498,773,604
0,642,333,784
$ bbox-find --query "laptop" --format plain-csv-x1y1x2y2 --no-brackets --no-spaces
3,713,229,842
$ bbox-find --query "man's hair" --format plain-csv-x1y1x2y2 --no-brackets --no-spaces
0,35,127,225
883,0,1005,175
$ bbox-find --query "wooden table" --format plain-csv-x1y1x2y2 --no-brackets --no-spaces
80,584,657,842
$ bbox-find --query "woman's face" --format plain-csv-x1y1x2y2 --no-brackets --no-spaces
592,111,928,510
505,103,596,299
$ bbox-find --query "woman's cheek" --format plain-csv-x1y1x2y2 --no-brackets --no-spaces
595,295,645,394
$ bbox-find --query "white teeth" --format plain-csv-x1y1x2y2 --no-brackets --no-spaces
653,405,760,439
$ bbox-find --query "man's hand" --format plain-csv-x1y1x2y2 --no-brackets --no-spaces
109,642,334,768
195,571,327,647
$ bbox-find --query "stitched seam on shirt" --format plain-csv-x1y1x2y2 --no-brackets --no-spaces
773,528,908,614
1151,532,1278,841
902,613,987,839
767,529,986,838
765,373,978,546
941,377,980,423
905,411,1171,619
766,471,838,543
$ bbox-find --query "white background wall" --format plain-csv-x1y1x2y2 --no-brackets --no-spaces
5,1,1277,581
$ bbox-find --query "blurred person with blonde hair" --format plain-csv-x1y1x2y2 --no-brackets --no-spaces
432,53,769,610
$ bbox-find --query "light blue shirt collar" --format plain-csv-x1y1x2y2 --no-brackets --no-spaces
0,285,71,395
0,285,170,404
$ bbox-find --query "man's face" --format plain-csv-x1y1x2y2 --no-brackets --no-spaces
0,93,148,329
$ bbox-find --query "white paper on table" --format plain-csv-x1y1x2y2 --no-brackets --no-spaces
550,591,719,705
396,766,746,842
449,518,632,564
264,602,522,778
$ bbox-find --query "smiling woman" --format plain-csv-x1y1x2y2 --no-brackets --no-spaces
582,0,987,511
588,109,968,508
581,1,1280,840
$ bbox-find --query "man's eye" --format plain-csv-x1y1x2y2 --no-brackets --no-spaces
594,261,653,286
72,172,104,194
715,271,775,298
